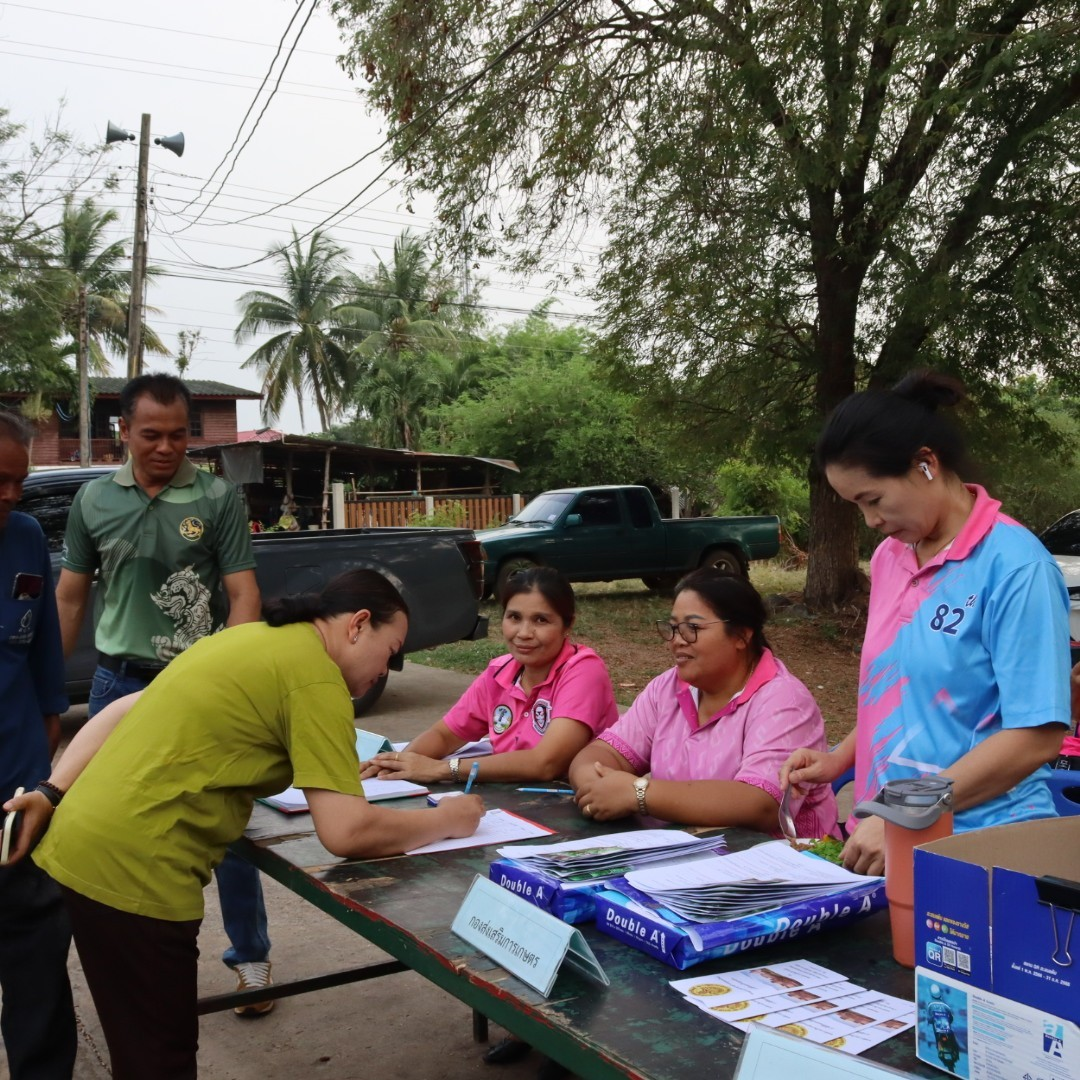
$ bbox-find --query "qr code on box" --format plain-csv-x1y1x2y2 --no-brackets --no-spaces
957,951,971,974
942,945,957,969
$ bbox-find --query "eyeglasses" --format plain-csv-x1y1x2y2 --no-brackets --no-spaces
655,619,729,643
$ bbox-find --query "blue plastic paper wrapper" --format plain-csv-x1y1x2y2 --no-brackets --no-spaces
593,876,888,969
489,858,605,924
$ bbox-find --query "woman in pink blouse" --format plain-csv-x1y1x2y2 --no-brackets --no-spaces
569,569,838,838
362,567,619,785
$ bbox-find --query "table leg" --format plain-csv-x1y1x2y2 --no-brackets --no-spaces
473,1008,489,1042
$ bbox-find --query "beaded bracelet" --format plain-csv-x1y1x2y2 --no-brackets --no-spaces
34,780,64,808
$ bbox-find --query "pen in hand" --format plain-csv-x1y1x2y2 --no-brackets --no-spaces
464,760,480,794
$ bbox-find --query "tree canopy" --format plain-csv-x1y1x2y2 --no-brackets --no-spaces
432,311,662,491
0,109,156,423
332,0,1080,605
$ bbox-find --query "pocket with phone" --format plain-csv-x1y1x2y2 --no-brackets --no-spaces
12,573,44,600
1,787,25,865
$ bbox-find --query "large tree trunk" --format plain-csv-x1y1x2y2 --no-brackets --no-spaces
804,250,862,609
804,465,861,608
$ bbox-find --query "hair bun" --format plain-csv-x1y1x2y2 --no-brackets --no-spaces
892,370,965,412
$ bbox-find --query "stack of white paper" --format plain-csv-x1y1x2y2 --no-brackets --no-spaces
626,841,883,922
497,829,726,882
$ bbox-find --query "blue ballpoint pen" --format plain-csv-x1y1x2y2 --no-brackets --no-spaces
464,760,480,794
516,787,574,794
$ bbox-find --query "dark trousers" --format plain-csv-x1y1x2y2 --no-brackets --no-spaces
62,887,201,1080
0,858,76,1080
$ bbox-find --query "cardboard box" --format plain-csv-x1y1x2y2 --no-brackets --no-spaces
913,817,1080,1022
488,858,602,924
591,877,887,969
913,969,1080,1078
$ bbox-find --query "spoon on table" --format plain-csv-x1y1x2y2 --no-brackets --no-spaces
778,785,797,842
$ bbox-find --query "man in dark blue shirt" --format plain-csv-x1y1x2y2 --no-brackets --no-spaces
0,412,76,1078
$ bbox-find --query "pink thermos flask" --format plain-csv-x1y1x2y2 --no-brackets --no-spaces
854,776,954,968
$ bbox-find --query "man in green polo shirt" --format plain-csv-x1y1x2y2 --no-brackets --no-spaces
54,373,277,1016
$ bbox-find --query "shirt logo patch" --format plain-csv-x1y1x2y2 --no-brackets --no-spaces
7,608,34,645
492,704,513,734
533,699,552,735
179,516,204,542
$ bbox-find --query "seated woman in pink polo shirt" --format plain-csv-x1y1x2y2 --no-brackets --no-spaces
362,567,619,785
569,569,838,838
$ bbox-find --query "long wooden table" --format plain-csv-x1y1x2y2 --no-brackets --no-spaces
231,786,940,1079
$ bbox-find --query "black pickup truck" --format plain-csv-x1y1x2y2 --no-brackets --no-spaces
20,467,488,713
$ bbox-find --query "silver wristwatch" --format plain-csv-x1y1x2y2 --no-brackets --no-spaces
448,757,462,783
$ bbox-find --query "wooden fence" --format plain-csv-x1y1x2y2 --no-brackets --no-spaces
344,494,514,531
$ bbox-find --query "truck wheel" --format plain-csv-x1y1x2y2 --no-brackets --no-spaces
642,574,681,593
700,549,747,578
496,557,539,597
352,673,388,717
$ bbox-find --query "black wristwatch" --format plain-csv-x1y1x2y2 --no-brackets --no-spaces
34,781,64,808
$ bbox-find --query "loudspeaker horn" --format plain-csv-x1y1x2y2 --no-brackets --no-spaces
154,132,185,158
105,121,135,144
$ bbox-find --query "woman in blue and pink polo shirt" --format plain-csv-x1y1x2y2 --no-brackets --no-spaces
362,567,619,785
568,569,838,839
781,371,1071,878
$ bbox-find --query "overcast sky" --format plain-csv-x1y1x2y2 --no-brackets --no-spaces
1,0,599,434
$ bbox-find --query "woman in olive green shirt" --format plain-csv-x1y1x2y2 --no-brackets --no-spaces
7,569,482,1080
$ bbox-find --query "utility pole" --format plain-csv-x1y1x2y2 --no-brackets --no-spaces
77,283,91,467
107,115,183,378
126,113,151,380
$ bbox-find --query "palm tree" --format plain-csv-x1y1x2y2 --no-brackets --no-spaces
235,229,368,430
44,195,166,372
347,232,459,447
357,350,444,449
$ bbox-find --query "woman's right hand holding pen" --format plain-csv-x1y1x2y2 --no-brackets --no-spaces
436,793,485,837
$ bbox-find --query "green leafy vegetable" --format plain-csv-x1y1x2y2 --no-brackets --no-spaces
806,837,845,865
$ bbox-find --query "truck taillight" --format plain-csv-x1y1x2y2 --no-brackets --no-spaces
459,539,486,600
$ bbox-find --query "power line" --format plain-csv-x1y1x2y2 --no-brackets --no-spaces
22,163,608,260
175,0,322,228
178,0,580,257
0,49,358,105
0,39,355,98
149,184,604,271
149,261,596,321
0,1,339,57
153,167,432,227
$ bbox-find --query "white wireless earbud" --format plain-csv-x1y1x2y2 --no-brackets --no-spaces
919,462,934,481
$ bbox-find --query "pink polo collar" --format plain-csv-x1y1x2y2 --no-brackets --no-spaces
898,484,1000,573
675,647,779,728
492,637,578,697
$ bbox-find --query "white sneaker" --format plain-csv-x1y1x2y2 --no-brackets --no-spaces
233,961,274,1017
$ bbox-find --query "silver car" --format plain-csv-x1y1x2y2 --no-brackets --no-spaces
1040,510,1080,643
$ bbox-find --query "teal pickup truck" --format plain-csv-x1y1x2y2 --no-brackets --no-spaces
477,485,781,595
